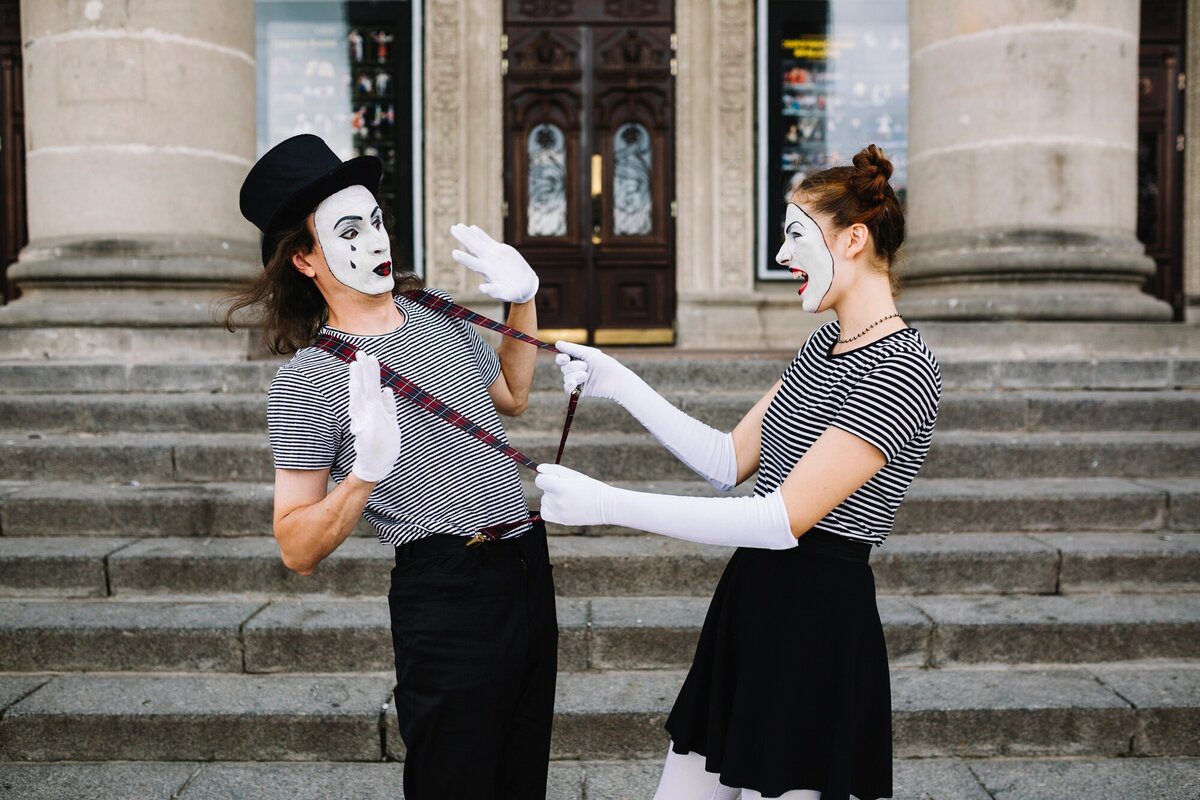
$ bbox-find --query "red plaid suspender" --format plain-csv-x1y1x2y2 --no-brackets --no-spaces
401,289,559,352
312,291,582,545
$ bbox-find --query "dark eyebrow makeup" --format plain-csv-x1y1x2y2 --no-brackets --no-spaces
334,215,362,227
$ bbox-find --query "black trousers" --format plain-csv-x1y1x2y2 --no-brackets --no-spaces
388,522,558,800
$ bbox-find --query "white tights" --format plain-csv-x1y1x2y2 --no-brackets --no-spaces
652,746,822,800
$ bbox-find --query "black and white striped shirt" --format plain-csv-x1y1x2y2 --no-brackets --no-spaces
755,322,941,546
267,289,531,546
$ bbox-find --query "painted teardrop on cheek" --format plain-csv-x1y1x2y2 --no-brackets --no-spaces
350,261,357,269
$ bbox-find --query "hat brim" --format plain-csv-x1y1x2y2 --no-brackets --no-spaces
260,155,384,266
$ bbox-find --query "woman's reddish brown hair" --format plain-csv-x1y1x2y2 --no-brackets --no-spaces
792,144,905,295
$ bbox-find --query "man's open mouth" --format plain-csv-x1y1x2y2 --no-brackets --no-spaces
374,261,392,277
790,267,809,295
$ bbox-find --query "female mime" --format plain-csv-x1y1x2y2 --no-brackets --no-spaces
536,145,941,800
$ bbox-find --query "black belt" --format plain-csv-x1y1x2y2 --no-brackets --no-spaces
395,522,544,561
396,536,519,560
795,528,872,562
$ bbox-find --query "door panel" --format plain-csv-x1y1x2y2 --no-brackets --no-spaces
504,1,675,344
0,0,25,304
505,25,590,338
1137,1,1186,321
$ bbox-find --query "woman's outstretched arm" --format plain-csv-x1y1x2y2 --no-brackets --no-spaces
556,342,783,491
729,380,782,485
535,425,884,548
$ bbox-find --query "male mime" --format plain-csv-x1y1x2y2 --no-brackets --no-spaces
238,134,556,800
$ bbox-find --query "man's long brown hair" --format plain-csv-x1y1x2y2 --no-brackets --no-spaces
224,212,422,355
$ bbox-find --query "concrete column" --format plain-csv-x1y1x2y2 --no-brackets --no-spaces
422,0,503,321
0,0,260,360
901,0,1172,321
674,0,767,348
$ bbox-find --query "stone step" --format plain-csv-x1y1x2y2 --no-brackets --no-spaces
4,532,1196,599
3,665,1195,761
2,477,1195,537
519,389,1200,436
0,353,1196,395
3,431,1198,482
1,388,1197,434
3,758,1198,800
2,594,1195,674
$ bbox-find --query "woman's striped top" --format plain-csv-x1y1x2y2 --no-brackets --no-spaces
266,289,531,546
754,322,941,546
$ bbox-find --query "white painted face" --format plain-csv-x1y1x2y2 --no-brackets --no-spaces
313,185,394,296
775,203,835,313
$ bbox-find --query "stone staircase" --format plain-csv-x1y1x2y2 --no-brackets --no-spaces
1,349,1199,798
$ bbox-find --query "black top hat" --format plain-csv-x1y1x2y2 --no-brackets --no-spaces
239,134,383,266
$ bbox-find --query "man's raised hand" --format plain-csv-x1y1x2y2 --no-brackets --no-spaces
450,223,539,304
347,351,402,483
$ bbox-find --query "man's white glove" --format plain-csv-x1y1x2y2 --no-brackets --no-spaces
535,464,797,550
348,351,402,483
449,223,539,303
554,341,738,491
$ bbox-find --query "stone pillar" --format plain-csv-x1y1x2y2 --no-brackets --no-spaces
422,0,504,320
674,0,768,348
0,0,260,360
901,0,1172,321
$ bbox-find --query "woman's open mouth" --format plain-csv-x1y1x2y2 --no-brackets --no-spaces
790,267,809,295
373,261,392,277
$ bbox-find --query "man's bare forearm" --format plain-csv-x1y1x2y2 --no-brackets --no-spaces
275,474,376,575
496,299,539,413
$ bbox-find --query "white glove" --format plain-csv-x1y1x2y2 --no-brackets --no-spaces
449,223,539,303
554,341,738,491
348,351,402,482
535,464,797,550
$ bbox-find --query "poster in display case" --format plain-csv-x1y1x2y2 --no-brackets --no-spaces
256,0,420,274
758,0,908,280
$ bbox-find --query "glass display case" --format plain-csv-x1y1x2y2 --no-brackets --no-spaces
256,0,420,274
757,0,908,280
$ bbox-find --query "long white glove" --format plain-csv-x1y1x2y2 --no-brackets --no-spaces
535,464,797,550
449,223,539,303
348,351,402,482
555,341,738,491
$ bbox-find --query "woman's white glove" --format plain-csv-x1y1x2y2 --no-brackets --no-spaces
449,223,539,303
535,464,797,550
348,351,402,483
554,341,738,491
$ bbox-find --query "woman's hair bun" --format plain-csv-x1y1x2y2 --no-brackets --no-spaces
851,144,894,204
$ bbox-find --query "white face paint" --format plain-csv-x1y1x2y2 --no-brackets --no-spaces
313,185,394,296
775,203,835,313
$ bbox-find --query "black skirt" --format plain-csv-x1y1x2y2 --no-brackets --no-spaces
665,529,892,800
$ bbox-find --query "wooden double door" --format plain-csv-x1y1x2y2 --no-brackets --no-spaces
1137,0,1187,320
0,0,24,304
503,0,675,345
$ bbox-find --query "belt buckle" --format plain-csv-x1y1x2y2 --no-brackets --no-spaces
465,532,489,548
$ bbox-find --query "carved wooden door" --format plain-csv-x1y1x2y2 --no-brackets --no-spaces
1137,1,1186,321
504,0,675,345
0,0,25,304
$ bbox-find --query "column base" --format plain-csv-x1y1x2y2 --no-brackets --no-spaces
900,229,1174,322
898,281,1175,322
0,237,266,361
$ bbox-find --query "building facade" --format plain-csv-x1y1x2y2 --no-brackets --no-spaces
0,0,1194,357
